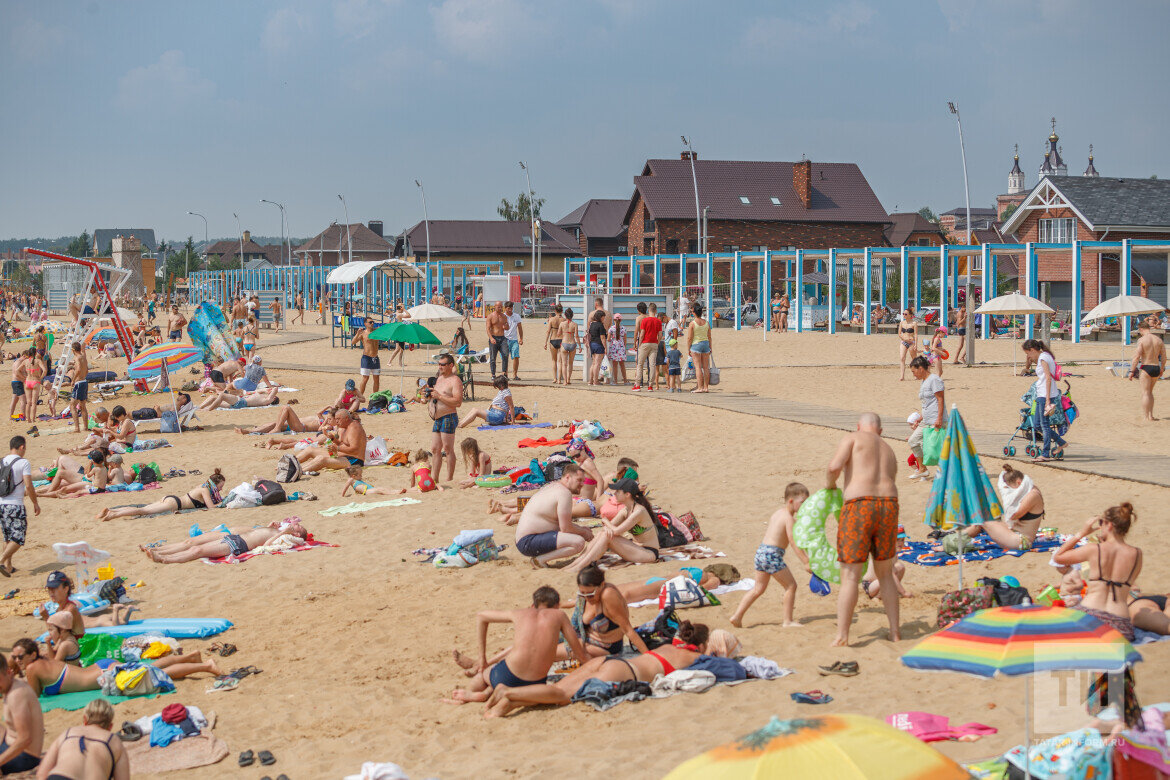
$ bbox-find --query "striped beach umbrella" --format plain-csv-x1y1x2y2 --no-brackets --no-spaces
923,405,1003,587
127,343,203,379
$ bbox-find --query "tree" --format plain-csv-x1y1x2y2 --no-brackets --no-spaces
497,192,545,221
999,203,1018,222
166,237,200,281
64,231,91,258
917,206,939,223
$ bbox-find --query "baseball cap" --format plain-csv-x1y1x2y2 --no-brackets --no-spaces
46,571,70,589
253,356,262,363
668,338,677,347
607,477,640,494
345,379,356,390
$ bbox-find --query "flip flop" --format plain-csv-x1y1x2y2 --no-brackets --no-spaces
239,750,255,767
210,676,239,692
818,661,859,677
258,750,276,766
790,690,833,704
3,588,18,599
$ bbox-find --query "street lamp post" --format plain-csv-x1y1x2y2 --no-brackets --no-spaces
520,162,537,300
681,136,702,255
186,210,207,278
337,195,353,265
232,212,245,279
948,101,974,365
414,181,431,299
260,199,288,266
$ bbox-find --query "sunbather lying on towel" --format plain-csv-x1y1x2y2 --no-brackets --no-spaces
234,403,333,436
98,469,226,521
139,519,308,563
8,638,220,696
1130,592,1170,635
197,387,280,411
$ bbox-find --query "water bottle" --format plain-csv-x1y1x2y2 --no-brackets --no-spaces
532,402,539,420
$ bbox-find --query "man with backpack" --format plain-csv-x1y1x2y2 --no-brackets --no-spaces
0,435,39,577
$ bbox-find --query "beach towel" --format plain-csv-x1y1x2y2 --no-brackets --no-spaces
478,422,553,431
597,544,725,571
517,435,573,449
318,497,422,516
998,472,1035,522
40,687,173,713
899,533,1065,567
626,577,754,609
887,711,997,743
126,729,228,774
1134,628,1170,646
202,537,337,564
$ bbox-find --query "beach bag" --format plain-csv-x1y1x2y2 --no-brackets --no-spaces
131,408,158,421
542,455,571,482
978,576,1032,607
254,479,286,506
134,465,158,485
922,426,945,466
635,608,680,650
275,454,303,483
672,511,705,542
658,576,718,610
98,576,127,603
937,585,994,628
708,357,721,386
655,512,689,549
367,393,389,411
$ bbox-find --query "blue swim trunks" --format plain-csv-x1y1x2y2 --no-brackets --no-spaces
432,412,458,434
754,543,787,574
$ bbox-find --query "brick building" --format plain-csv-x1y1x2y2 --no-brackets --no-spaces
883,212,948,248
621,155,889,272
998,176,1170,309
557,199,628,256
205,230,286,268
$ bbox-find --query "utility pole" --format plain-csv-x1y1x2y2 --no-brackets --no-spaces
948,101,975,366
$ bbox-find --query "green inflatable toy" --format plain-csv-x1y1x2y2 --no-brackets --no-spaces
792,488,866,584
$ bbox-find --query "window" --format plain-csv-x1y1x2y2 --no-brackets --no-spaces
722,245,741,252
917,238,931,246
739,196,751,205
687,239,697,253
513,259,525,268
617,245,627,253
522,236,532,246
643,238,653,254
665,239,679,253
643,218,655,233
770,197,781,206
1038,218,1077,243
753,245,767,252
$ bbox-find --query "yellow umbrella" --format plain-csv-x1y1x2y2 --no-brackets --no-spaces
665,714,969,780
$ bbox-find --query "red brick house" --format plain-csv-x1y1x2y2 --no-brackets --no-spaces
622,155,889,266
999,175,1170,309
883,212,948,248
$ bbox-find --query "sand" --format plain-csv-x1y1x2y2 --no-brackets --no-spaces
4,316,1169,778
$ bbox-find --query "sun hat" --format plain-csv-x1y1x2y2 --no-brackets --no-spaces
345,379,356,390
47,612,73,630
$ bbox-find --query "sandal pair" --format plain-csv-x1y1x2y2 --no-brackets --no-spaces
208,641,237,657
239,749,276,766
818,661,859,677
791,690,833,704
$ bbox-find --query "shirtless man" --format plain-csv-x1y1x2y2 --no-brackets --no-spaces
1128,321,1166,422
270,297,282,332
351,319,383,395
297,409,365,471
952,305,968,364
9,349,29,420
444,587,587,709
485,302,508,378
0,653,43,774
825,412,901,646
141,520,308,563
513,464,593,567
67,342,89,433
196,386,279,411
36,698,129,780
428,354,463,483
230,296,248,331
293,292,305,325
166,305,187,342
209,357,243,390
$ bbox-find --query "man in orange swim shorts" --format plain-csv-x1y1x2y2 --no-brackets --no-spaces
826,412,902,647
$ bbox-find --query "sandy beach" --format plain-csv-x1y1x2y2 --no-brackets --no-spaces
3,317,1168,779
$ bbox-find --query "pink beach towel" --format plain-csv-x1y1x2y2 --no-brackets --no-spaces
203,538,337,565
887,711,997,743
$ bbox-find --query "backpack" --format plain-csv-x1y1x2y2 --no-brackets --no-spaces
275,454,303,483
635,608,680,650
134,465,158,485
977,576,1032,608
937,585,995,628
542,454,571,483
658,575,719,610
0,456,21,498
254,479,287,506
655,512,689,549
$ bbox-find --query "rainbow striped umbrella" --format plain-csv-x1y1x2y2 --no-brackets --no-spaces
127,343,203,379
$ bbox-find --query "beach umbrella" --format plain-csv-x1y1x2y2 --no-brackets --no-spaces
922,404,1003,588
127,343,203,379
901,604,1141,779
665,713,969,780
368,321,443,393
974,293,1055,374
1080,294,1163,324
406,303,462,322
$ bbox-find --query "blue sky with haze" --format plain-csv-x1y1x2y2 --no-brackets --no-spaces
2,0,1167,243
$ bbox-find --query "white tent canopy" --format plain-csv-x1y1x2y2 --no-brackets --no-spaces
325,259,423,285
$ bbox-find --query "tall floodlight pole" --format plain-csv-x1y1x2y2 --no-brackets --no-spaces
948,101,974,365
520,161,537,299
338,194,353,264
232,212,245,276
681,136,702,255
260,199,287,266
414,179,431,271
186,210,207,278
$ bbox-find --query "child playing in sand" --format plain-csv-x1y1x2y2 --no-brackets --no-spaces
341,465,406,497
460,438,492,479
411,449,444,493
729,482,809,628
335,379,364,413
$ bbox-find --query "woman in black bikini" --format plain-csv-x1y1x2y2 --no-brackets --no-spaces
1130,592,1170,635
545,305,563,384
564,477,660,574
962,463,1044,551
898,309,917,381
565,566,650,659
97,469,225,521
37,698,130,780
1053,502,1142,641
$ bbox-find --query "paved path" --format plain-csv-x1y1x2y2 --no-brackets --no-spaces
260,337,1169,488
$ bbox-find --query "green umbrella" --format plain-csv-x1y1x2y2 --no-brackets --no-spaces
368,321,443,393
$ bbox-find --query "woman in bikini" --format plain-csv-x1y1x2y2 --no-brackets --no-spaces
563,566,650,659
37,698,130,780
565,477,660,575
97,469,226,521
1053,502,1142,641
1130,591,1170,635
242,314,259,356
558,308,578,386
566,438,605,502
544,305,563,384
778,292,790,332
961,463,1044,551
898,309,917,381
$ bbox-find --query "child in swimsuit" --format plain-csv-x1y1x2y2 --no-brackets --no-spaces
342,465,406,497
410,449,444,493
729,482,809,629
457,438,493,488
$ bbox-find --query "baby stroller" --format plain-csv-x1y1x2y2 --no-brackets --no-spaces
1002,380,1078,458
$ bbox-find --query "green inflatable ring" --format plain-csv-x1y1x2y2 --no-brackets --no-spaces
474,475,511,489
792,488,866,584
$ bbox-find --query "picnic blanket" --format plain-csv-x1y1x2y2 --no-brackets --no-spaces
203,537,336,564
517,435,573,448
597,544,725,571
318,497,422,516
40,687,173,713
478,422,553,431
899,533,1065,567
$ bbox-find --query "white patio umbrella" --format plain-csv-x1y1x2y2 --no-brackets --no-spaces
406,303,461,321
974,293,1055,374
1080,294,1163,324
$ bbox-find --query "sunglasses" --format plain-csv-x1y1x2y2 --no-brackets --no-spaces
577,590,599,599
10,653,26,661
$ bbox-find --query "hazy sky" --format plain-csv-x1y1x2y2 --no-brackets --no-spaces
2,0,1168,243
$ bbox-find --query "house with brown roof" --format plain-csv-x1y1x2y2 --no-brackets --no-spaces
883,213,948,248
292,222,393,266
205,230,285,268
557,199,629,256
623,155,890,261
394,220,580,281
